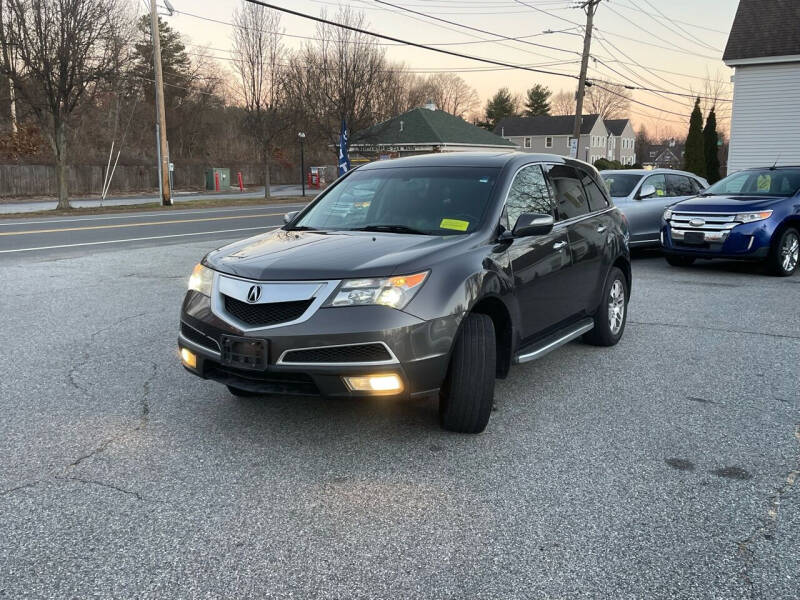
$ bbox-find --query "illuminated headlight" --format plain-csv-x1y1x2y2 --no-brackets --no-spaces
734,210,773,224
343,374,404,393
329,271,429,310
663,208,673,221
188,263,214,296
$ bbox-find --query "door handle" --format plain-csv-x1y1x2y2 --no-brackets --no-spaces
596,225,607,233
553,241,568,251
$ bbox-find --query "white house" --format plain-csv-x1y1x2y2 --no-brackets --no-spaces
494,114,634,165
604,119,636,165
723,0,800,172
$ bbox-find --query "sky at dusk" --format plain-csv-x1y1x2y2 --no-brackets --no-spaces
157,0,740,138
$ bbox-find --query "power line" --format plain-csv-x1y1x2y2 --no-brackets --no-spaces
612,0,729,34
512,0,583,27
592,26,720,60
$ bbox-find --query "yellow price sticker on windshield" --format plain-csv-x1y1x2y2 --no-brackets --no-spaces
440,218,469,231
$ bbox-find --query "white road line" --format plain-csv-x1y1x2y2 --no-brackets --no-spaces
0,226,278,254
0,204,307,227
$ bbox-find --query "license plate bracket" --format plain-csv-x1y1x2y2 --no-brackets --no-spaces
683,231,705,244
220,335,268,370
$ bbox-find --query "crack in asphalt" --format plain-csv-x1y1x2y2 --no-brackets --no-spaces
0,481,40,497
56,476,151,502
737,424,800,597
628,319,800,341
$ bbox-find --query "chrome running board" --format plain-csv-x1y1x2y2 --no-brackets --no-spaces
513,318,594,364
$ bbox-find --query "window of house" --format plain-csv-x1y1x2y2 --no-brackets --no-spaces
505,164,554,230
545,137,553,148
524,137,532,148
544,164,590,221
649,151,657,158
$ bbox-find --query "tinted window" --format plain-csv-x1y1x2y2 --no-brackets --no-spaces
579,170,610,211
641,174,668,198
666,174,694,196
505,164,554,229
600,173,642,197
706,168,800,197
294,167,500,234
544,164,590,221
689,178,704,193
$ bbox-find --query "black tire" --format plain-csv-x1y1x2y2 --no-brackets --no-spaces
583,266,627,347
665,255,695,267
766,227,799,277
227,385,262,398
439,313,496,434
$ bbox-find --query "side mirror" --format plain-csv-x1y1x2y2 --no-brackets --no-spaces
283,211,300,224
513,213,554,237
639,184,656,199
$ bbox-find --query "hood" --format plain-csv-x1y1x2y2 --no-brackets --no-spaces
671,194,789,213
204,228,471,280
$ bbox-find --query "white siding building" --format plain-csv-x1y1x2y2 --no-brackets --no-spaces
723,0,800,172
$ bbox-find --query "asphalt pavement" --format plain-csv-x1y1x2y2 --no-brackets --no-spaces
0,231,798,598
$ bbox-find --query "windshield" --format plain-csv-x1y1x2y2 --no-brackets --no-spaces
292,166,500,235
705,168,800,197
600,173,642,197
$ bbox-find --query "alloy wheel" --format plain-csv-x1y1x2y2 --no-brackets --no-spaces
780,232,799,273
608,279,625,336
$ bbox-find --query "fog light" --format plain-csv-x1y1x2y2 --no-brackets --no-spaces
180,347,197,368
343,374,404,393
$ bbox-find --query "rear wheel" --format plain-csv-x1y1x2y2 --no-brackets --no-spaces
766,228,799,277
665,255,695,267
439,313,496,434
584,267,627,347
227,385,262,398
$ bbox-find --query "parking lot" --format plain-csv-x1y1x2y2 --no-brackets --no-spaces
1,235,798,599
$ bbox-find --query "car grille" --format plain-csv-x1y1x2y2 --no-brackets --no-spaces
223,295,313,327
180,322,221,352
281,343,393,364
668,212,738,243
206,363,319,395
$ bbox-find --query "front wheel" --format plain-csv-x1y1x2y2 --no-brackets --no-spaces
766,228,799,277
665,255,695,267
584,266,627,347
439,313,496,434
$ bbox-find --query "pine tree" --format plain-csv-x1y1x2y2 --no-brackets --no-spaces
482,88,517,130
523,84,551,117
683,98,706,178
703,107,721,184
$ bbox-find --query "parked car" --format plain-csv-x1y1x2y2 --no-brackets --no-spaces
601,169,708,247
661,166,800,276
178,152,631,433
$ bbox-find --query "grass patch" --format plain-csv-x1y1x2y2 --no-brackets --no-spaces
0,195,311,219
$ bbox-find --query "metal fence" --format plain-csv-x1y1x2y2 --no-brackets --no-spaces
0,162,306,197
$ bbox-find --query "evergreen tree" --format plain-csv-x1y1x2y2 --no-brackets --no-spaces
683,98,706,177
482,87,517,130
523,84,551,116
703,107,721,184
132,16,193,107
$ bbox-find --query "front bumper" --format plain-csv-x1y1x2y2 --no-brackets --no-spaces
178,290,458,399
660,220,772,260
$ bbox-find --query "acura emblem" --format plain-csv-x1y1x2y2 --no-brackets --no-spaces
689,218,706,227
246,285,262,303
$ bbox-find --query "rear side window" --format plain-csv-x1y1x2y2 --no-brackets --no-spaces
579,170,610,211
505,164,554,229
666,174,694,196
544,164,590,221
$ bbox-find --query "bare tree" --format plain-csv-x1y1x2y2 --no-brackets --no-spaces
0,0,126,208
424,73,479,119
550,90,575,116
584,83,631,120
232,1,288,199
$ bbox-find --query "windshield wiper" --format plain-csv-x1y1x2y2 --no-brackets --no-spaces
286,225,320,231
698,192,715,197
351,224,429,235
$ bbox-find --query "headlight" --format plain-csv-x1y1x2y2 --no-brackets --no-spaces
735,210,773,224
329,271,429,310
188,263,214,296
663,208,673,221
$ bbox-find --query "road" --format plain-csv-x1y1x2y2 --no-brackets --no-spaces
0,184,312,214
1,222,798,598
0,202,307,258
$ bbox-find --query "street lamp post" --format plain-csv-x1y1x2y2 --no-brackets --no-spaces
298,132,306,197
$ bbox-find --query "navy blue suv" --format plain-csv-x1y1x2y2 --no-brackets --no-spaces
661,167,800,276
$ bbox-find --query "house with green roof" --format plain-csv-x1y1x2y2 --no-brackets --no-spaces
349,103,516,162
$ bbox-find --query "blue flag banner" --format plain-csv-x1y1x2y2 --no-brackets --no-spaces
338,119,350,176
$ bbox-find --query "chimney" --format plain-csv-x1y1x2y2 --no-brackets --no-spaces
424,101,437,111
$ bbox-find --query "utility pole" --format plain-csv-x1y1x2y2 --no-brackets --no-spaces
572,0,601,161
149,0,172,206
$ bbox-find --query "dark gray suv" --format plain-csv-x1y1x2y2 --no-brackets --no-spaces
179,152,631,433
